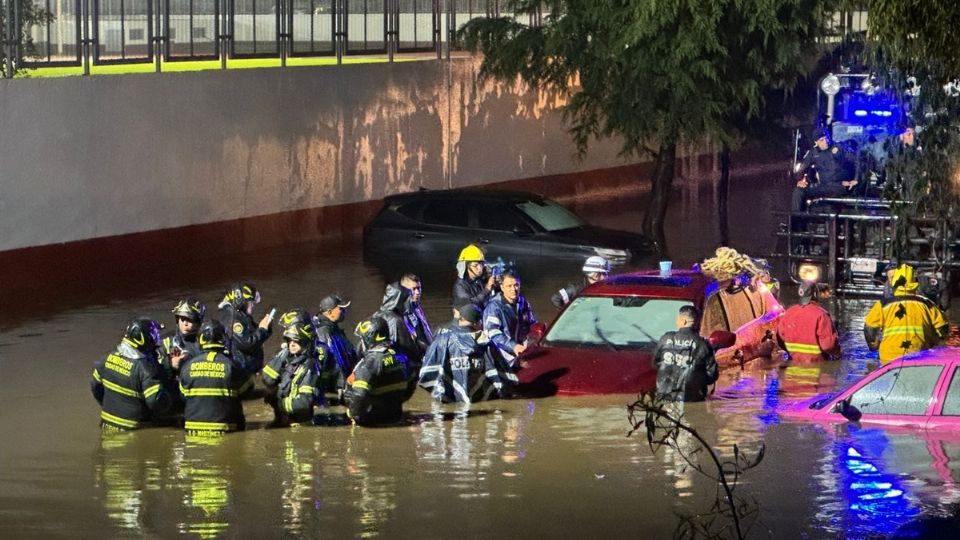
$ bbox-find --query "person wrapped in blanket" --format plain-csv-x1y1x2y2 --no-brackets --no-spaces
418,303,516,403
262,315,324,426
344,316,413,426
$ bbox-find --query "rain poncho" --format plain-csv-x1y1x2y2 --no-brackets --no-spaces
418,325,516,403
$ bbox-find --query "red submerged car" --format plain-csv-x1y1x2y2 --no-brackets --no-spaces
516,269,784,395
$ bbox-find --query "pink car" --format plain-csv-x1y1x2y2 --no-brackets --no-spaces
781,347,960,430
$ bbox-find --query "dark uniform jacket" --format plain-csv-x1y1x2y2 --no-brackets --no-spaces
91,340,171,430
404,303,434,357
160,331,201,380
179,345,253,432
797,143,854,186
373,283,421,367
418,325,515,403
483,293,536,366
221,306,272,374
776,302,840,362
344,345,411,425
551,279,589,309
262,348,322,424
314,316,359,393
653,327,718,402
453,275,492,308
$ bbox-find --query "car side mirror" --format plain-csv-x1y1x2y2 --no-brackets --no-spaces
528,322,547,344
707,330,737,350
831,398,862,422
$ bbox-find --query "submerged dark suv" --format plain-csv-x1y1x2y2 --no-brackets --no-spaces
362,189,651,270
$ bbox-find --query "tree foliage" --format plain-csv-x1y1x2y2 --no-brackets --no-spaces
867,1,960,261
0,0,54,78
459,0,826,248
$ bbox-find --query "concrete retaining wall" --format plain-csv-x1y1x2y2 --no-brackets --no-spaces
0,57,642,253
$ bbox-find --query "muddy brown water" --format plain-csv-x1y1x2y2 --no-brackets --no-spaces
2,166,959,538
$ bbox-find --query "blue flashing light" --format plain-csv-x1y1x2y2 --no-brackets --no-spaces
854,110,868,117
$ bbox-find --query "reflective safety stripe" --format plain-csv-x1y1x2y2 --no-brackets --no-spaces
262,364,280,379
143,384,161,398
882,326,926,335
284,396,294,413
101,410,139,429
784,342,822,355
352,380,370,390
184,421,236,431
92,369,102,382
181,387,237,397
298,385,315,394
559,288,570,304
370,381,409,395
102,379,142,398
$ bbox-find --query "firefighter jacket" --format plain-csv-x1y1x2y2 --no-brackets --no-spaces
262,348,322,424
373,283,421,367
551,279,588,309
653,327,718,402
91,340,171,430
179,345,253,432
220,306,272,374
453,275,492,309
344,345,411,425
776,302,840,362
160,331,201,379
314,315,359,392
483,293,536,365
863,292,949,364
418,325,515,403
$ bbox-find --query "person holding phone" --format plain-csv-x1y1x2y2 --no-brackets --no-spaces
218,282,274,389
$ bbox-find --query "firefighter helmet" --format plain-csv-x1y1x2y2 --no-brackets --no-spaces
198,319,228,347
582,256,611,275
222,282,260,310
172,298,206,323
457,244,486,263
354,316,389,349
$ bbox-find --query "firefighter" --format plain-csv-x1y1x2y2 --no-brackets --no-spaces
161,298,206,378
418,303,515,403
775,281,840,362
179,319,253,433
453,244,497,308
551,256,610,309
864,264,949,365
344,316,412,426
314,294,359,401
217,281,274,375
262,320,323,426
653,306,718,402
91,318,172,430
483,269,536,367
792,126,856,211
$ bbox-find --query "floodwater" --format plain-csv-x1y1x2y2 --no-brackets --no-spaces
2,162,960,539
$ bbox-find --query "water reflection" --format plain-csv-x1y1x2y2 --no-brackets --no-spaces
94,431,163,532
175,434,233,538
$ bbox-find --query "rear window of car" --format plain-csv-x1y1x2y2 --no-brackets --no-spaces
395,201,424,220
847,365,943,416
515,199,585,231
421,201,469,227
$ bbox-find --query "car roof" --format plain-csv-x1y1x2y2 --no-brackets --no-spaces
580,269,716,301
383,188,547,205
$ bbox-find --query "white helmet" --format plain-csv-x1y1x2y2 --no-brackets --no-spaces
582,256,611,275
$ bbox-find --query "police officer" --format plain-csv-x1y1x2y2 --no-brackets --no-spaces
344,316,412,426
551,256,611,309
775,281,840,362
91,318,171,430
792,126,856,211
453,244,497,308
483,269,537,368
218,282,274,375
179,319,253,433
314,294,359,400
653,306,718,402
162,298,206,378
864,264,949,365
262,320,323,426
400,272,434,356
419,303,514,403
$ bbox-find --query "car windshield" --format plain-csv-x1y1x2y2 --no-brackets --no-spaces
515,199,585,231
544,296,693,349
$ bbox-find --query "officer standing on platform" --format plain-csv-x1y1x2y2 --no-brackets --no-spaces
792,126,856,211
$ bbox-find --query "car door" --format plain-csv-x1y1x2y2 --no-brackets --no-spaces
926,361,960,431
414,198,473,257
840,363,946,427
471,201,541,265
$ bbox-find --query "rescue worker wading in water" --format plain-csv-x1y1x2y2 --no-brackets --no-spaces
92,318,172,430
218,282,274,392
453,244,497,309
653,306,718,402
160,298,206,405
864,264,949,365
551,256,611,309
344,316,412,426
179,319,253,433
262,320,323,426
776,281,840,362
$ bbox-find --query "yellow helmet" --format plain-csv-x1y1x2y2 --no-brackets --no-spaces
891,264,919,292
458,244,486,263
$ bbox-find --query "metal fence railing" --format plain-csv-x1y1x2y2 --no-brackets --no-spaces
1,0,545,76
